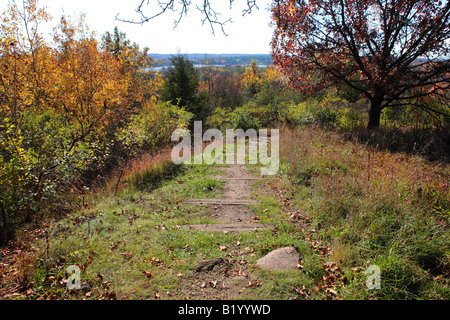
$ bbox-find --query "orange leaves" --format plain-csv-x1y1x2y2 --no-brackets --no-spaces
54,18,126,128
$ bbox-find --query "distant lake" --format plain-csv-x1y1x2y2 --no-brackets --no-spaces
144,64,268,72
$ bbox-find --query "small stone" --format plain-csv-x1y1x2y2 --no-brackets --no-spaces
256,247,300,271
80,282,92,292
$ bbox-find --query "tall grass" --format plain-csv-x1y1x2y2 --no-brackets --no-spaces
279,126,449,299
102,147,184,195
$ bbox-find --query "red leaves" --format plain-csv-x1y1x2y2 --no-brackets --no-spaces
294,261,346,300
294,285,311,298
245,280,262,288
316,262,346,300
272,0,450,112
101,291,117,300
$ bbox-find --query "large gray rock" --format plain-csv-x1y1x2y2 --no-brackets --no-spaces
256,247,300,271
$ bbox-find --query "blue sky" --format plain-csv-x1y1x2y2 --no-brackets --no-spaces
4,0,275,54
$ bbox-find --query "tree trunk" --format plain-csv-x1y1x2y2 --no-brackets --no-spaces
367,99,383,129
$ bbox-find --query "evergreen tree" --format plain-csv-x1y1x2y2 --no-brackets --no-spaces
161,54,206,122
101,26,130,57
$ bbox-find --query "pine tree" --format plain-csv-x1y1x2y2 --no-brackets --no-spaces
161,54,205,122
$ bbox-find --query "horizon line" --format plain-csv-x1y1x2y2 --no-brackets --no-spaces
148,52,272,55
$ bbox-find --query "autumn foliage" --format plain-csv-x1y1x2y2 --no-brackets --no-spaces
1,0,449,247
0,0,190,244
271,0,450,128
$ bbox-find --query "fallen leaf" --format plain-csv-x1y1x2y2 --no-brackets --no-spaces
119,252,133,259
245,281,262,288
294,285,310,297
219,245,228,251
327,288,338,296
143,271,152,278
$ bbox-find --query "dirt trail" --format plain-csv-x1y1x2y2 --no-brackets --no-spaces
183,165,273,231
179,164,272,299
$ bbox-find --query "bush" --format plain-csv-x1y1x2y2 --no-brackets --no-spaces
280,95,367,130
206,105,260,131
0,118,55,244
117,100,193,153
230,106,261,131
206,107,233,131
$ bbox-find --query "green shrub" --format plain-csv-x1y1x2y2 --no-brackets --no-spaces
280,95,366,130
118,100,193,153
230,106,260,131
0,119,38,243
206,107,233,131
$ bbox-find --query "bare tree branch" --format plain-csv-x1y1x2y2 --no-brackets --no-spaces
116,0,259,35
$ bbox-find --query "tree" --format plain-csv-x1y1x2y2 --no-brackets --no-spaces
101,27,159,112
122,0,259,34
101,26,131,57
161,54,204,120
242,59,263,98
0,1,170,244
203,69,244,110
271,0,450,129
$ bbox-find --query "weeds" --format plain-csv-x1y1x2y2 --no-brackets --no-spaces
279,126,449,299
1,125,448,300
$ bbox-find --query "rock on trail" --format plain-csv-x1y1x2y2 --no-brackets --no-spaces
256,247,301,271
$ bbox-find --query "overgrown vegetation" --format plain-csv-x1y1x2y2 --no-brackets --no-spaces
1,0,449,301
0,1,191,244
2,131,448,300
278,127,449,299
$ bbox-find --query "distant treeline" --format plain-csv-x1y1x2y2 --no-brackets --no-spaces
149,53,272,67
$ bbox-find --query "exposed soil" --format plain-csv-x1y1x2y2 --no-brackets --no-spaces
179,165,270,299
178,255,257,300
182,165,273,231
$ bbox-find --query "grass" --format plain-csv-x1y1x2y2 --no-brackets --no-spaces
278,126,450,299
1,128,448,300
1,142,312,300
